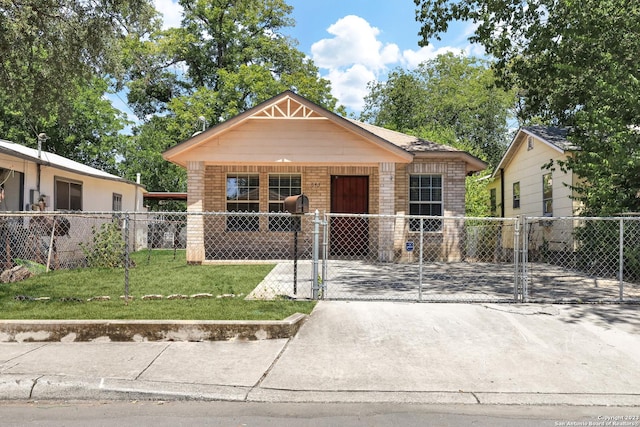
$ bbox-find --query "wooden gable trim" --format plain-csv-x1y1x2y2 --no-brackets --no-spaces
164,90,414,166
252,97,323,119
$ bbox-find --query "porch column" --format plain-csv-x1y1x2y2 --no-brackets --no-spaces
378,162,395,262
186,161,205,264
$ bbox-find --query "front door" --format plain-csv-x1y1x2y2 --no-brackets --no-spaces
330,176,369,256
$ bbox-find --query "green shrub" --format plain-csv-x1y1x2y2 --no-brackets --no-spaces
14,259,47,275
80,220,125,268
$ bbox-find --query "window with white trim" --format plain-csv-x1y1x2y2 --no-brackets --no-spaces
226,174,260,231
513,182,520,209
409,174,443,232
542,173,553,216
268,174,302,231
55,177,82,211
112,193,122,211
490,188,497,216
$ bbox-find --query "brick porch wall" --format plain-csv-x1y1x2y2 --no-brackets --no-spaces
196,165,379,261
184,160,467,262
395,159,468,261
186,161,205,264
378,162,395,261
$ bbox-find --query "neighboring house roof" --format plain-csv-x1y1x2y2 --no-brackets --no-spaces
492,126,575,178
522,125,577,151
0,139,143,187
164,90,486,174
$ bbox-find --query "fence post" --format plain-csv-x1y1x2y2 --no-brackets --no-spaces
312,209,320,299
619,218,624,301
322,212,328,296
514,217,520,302
418,217,424,301
522,216,530,302
124,213,130,303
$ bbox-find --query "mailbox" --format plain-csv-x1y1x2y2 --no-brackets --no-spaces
284,194,309,214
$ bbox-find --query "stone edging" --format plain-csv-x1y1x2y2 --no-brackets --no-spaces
0,313,307,343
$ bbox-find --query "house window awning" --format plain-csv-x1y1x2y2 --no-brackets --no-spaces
143,192,187,201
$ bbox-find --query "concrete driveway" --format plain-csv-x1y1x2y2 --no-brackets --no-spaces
255,301,640,405
249,260,640,302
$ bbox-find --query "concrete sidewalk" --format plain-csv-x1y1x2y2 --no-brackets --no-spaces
1,302,639,405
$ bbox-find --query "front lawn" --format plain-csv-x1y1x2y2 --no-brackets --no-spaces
0,250,316,320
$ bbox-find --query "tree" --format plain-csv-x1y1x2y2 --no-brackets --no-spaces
126,0,340,123
360,53,516,168
118,116,187,194
122,0,341,192
0,76,131,173
414,0,640,215
0,0,158,151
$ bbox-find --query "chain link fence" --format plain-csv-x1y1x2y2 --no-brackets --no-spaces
0,212,123,273
0,211,638,303
523,216,640,303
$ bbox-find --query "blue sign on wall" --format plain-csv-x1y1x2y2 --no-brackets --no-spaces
405,241,414,252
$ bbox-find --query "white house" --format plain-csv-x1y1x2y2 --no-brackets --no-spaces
0,139,145,212
488,126,580,218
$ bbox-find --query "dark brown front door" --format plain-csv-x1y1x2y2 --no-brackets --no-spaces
330,176,369,256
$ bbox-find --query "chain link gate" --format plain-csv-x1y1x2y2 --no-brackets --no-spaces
519,216,640,303
315,212,520,302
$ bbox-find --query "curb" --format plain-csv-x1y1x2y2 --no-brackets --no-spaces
3,374,640,406
0,313,307,342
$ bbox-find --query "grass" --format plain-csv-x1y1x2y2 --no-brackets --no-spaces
0,250,316,320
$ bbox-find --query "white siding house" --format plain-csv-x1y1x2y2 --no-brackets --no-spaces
0,139,145,212
488,126,580,218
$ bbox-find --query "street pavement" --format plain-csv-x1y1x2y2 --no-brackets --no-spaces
1,302,639,405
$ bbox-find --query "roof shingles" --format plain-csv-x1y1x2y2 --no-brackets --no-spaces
523,125,577,151
345,118,460,153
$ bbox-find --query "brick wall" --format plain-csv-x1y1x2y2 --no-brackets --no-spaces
186,161,205,264
186,159,467,262
204,165,379,214
395,158,468,261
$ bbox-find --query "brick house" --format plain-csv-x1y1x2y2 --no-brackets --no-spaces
163,91,486,263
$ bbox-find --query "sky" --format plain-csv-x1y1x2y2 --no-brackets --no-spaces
152,0,483,114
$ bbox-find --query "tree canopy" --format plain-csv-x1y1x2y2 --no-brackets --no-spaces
360,53,515,168
360,53,515,216
119,0,340,192
414,0,640,215
0,0,158,154
0,0,341,197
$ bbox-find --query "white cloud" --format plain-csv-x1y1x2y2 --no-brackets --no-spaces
309,15,403,112
401,45,464,69
310,15,477,114
154,0,183,29
464,43,487,58
326,65,377,112
311,15,400,71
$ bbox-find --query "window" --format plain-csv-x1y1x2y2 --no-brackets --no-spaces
512,182,520,209
527,136,534,150
55,178,82,211
542,173,553,216
112,193,122,211
490,188,497,216
409,175,443,232
226,174,260,231
268,174,302,231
